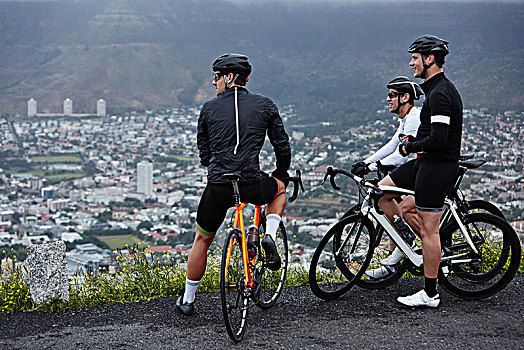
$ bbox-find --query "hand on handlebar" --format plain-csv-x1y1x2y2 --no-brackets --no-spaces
351,161,370,176
375,161,396,173
272,167,290,187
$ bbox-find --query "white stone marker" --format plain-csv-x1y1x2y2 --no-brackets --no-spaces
26,241,69,304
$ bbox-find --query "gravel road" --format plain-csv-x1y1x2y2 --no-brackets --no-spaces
1,277,523,349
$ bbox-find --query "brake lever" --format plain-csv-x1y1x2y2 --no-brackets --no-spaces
330,173,340,191
321,171,329,186
288,169,305,203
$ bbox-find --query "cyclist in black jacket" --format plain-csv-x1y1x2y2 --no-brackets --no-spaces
378,35,463,308
176,54,291,315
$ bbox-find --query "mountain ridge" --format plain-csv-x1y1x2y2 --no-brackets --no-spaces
0,0,522,119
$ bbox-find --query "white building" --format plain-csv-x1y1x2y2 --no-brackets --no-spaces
97,99,106,117
47,199,71,211
137,161,153,196
27,98,37,116
63,98,73,115
69,189,85,202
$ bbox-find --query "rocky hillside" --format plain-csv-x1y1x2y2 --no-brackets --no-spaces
0,0,522,119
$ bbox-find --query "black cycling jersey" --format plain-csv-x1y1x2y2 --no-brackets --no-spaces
406,73,462,161
197,86,291,183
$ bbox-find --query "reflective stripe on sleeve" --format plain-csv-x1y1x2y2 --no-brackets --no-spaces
431,115,450,124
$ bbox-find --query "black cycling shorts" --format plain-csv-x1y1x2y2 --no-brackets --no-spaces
390,158,458,212
196,176,280,236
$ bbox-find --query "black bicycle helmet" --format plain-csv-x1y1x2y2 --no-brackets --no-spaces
212,53,252,75
408,34,449,56
387,76,424,100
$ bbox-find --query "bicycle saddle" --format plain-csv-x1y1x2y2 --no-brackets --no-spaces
458,159,486,169
459,153,475,160
222,172,242,182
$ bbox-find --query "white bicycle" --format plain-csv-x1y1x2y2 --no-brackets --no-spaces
308,167,521,301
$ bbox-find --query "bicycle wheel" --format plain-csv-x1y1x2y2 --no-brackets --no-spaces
464,199,505,219
253,216,288,309
356,225,408,290
438,213,521,300
309,215,373,300
220,229,249,342
333,215,377,287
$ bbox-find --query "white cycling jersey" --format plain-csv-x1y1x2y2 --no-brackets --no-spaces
364,106,421,169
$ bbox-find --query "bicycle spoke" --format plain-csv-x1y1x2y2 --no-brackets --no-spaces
439,213,520,300
221,230,249,342
309,216,374,300
254,219,288,309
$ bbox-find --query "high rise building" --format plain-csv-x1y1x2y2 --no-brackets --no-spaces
40,186,56,200
28,98,37,117
137,161,153,196
63,98,73,115
97,99,106,117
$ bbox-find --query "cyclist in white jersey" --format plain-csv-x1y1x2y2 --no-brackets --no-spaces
351,77,423,278
352,76,423,175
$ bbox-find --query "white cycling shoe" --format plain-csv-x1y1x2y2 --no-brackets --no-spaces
397,289,440,308
365,266,395,279
380,247,407,266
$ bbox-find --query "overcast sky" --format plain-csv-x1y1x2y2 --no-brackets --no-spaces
228,0,523,3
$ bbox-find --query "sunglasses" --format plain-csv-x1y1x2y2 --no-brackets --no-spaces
387,91,405,99
212,73,222,82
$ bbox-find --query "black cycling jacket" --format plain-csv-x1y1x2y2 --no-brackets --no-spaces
406,72,463,161
197,86,291,183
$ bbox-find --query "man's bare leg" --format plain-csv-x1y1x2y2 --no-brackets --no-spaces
377,175,402,223
262,178,287,270
186,230,215,281
400,195,420,235
418,210,442,278
265,178,286,216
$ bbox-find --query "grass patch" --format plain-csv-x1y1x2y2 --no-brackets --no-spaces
3,164,87,183
170,156,198,161
30,155,82,163
98,235,142,250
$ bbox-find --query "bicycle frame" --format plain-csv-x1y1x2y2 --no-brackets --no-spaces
335,177,481,269
225,201,262,292
223,170,303,295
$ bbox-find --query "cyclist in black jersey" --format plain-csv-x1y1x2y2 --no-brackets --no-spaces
176,54,291,316
378,35,463,308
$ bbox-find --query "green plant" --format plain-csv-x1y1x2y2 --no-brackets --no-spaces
0,251,33,313
0,241,521,313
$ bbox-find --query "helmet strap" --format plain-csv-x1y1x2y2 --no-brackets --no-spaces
225,73,239,89
393,94,408,114
421,54,435,79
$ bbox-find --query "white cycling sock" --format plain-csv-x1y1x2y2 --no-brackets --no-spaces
265,214,282,241
183,277,200,304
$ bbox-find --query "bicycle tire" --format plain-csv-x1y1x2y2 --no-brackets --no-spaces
309,215,374,300
438,213,521,300
220,229,249,342
253,216,288,309
464,199,505,219
356,225,409,290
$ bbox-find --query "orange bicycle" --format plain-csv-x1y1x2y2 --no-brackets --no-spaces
220,170,304,342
